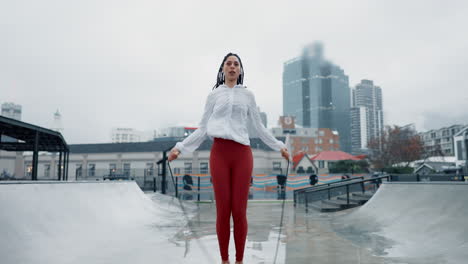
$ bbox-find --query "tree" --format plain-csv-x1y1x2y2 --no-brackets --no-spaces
368,125,424,169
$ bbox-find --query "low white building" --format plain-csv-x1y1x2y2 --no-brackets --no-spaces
419,124,465,156
22,137,288,184
111,128,144,143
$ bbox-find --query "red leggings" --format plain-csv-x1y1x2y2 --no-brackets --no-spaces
209,137,253,262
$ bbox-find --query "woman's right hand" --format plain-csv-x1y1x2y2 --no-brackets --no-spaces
168,148,180,162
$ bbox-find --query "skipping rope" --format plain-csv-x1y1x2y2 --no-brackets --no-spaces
167,160,215,263
273,159,290,264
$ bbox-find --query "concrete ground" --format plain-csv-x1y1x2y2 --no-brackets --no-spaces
187,200,387,264
3,182,465,264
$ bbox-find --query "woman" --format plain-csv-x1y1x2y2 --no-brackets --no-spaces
168,53,290,264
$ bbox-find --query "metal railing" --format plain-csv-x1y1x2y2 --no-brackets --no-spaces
293,176,364,200
294,175,391,212
391,173,466,182
293,173,467,212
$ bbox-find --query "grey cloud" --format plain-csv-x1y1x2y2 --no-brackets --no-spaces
1,0,468,143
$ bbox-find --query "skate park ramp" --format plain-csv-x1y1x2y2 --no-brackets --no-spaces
0,181,286,264
331,182,468,264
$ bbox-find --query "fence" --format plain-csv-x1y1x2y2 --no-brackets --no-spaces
293,173,467,211
74,168,370,201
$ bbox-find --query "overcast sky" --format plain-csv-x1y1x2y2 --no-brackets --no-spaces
2,0,468,144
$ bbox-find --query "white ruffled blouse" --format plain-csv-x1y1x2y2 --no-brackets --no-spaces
174,84,286,154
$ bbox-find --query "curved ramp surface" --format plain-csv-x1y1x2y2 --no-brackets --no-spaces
332,182,468,264
0,181,286,264
0,181,188,264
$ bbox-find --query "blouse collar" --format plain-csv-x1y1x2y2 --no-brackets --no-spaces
219,84,245,89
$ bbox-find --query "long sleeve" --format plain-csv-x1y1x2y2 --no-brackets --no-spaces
175,93,214,154
247,92,286,151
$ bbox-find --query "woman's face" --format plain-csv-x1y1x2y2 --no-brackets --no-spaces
222,55,241,82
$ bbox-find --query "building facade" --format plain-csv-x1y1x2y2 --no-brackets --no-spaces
1,102,23,178
271,116,340,157
154,126,198,139
259,107,268,128
351,79,383,154
420,125,465,156
21,138,289,184
350,106,369,154
111,128,144,143
452,126,468,170
283,42,351,152
1,102,22,121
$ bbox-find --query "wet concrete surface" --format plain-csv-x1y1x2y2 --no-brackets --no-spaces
3,182,462,264
181,200,389,264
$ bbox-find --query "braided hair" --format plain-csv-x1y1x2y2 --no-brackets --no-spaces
212,53,245,90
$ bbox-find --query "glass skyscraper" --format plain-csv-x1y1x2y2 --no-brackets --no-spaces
283,42,351,152
352,79,384,143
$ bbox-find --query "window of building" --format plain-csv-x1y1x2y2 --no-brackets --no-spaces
329,139,334,144
109,163,117,175
319,130,325,136
25,164,32,178
431,132,436,138
273,161,281,172
44,164,50,178
297,166,305,173
123,163,131,177
56,164,62,178
146,163,154,177
318,160,325,168
316,146,322,152
457,141,464,160
184,162,192,174
88,164,95,177
76,164,82,178
200,162,208,174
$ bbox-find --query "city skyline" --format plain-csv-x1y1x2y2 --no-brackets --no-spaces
2,0,468,144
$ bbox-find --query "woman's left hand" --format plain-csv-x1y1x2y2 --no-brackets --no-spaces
280,148,290,161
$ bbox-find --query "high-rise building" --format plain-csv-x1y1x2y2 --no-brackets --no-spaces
1,102,22,121
352,80,384,148
283,42,351,152
350,106,369,154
